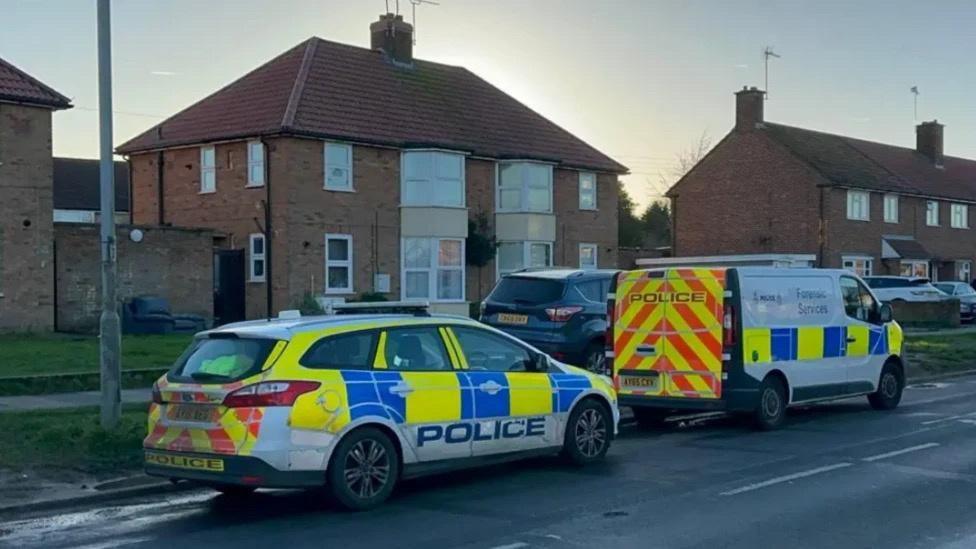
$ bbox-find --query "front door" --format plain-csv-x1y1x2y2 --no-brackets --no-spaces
214,249,245,325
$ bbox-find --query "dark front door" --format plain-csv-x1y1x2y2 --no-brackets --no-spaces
214,249,245,325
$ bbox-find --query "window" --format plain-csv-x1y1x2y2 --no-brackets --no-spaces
840,276,879,323
498,162,553,212
842,256,873,277
200,146,216,193
324,143,353,191
488,276,565,305
497,241,553,276
170,338,277,383
402,151,464,207
958,260,972,282
883,194,898,223
300,331,377,370
575,280,604,303
53,210,96,223
579,172,597,210
383,327,451,371
846,190,869,221
249,233,266,282
453,327,533,372
402,238,464,301
900,260,929,278
246,141,264,186
579,243,598,270
951,203,969,228
926,200,940,226
325,234,353,293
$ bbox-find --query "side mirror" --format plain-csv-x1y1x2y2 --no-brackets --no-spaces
879,303,893,323
533,353,550,372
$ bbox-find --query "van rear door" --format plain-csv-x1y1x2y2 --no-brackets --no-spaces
613,268,725,400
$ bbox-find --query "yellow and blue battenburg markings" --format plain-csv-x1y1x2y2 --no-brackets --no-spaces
745,325,891,364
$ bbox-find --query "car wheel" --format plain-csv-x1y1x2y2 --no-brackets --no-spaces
631,407,670,429
563,399,611,465
327,427,399,511
868,362,904,411
754,376,787,430
209,484,257,497
584,342,609,376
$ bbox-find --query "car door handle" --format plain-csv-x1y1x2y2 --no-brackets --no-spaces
389,382,413,396
478,381,503,395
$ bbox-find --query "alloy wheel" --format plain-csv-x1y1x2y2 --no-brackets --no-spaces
343,439,391,499
575,408,607,458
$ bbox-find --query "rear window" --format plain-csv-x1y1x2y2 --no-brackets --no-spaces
489,277,566,305
169,337,278,383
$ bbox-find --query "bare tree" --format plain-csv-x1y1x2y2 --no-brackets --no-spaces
652,130,712,196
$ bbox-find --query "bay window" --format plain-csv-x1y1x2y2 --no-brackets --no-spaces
402,151,465,207
498,162,553,213
497,241,552,276
402,238,465,301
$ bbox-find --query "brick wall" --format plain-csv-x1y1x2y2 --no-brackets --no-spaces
553,170,619,270
54,223,214,333
0,104,55,331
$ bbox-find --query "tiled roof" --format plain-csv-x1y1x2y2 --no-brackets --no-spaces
53,158,130,212
763,123,976,202
0,56,71,109
117,38,626,173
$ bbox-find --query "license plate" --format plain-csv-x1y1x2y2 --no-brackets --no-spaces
167,404,218,423
619,374,659,390
145,451,225,472
497,313,528,325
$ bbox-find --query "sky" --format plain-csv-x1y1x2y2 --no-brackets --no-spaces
3,0,976,211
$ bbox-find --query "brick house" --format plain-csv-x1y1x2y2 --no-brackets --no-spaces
117,14,626,319
0,56,72,330
53,157,130,224
668,86,976,282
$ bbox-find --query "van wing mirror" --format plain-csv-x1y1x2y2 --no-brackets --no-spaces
879,303,893,323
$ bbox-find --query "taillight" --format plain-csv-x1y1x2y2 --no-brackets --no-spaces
151,382,164,405
546,306,584,322
723,303,736,347
222,381,320,408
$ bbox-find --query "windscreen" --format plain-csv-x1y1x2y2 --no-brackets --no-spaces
169,337,278,383
489,277,566,305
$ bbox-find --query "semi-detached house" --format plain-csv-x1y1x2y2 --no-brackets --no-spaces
117,14,626,320
669,86,976,283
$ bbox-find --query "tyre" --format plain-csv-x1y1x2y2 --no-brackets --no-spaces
583,342,609,376
563,399,612,465
209,484,257,497
327,427,399,511
754,375,787,430
631,407,671,429
868,362,904,411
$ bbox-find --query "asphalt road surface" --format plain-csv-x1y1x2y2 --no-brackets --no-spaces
2,375,976,549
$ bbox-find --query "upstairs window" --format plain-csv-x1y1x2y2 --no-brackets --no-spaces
951,203,969,229
324,143,353,191
883,194,898,223
402,151,464,207
246,141,264,187
846,190,869,221
579,172,597,210
926,200,940,226
249,234,266,282
498,162,553,213
325,234,353,293
200,146,216,193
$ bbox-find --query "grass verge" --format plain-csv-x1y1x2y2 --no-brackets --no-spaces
905,331,976,377
0,333,191,377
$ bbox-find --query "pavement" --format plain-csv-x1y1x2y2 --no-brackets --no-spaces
1,375,975,548
0,389,152,413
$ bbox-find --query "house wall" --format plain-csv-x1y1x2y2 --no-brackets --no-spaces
54,223,214,333
0,104,55,331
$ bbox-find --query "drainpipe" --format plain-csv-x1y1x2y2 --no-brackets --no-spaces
262,139,273,317
156,150,165,225
817,187,826,267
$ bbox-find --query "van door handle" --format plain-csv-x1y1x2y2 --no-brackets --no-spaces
478,381,503,395
636,345,657,356
389,382,413,396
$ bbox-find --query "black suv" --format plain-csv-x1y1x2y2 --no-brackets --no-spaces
480,269,616,374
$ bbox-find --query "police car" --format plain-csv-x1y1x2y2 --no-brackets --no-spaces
609,267,905,430
144,304,618,510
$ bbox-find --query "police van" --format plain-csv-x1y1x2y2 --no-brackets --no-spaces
144,303,618,510
608,267,905,429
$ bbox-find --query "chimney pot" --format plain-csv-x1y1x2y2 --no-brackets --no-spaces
916,120,944,166
370,12,414,65
734,86,765,130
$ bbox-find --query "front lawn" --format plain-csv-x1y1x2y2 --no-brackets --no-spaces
0,333,192,378
904,331,976,377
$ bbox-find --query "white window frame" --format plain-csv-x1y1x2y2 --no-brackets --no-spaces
883,193,898,223
496,161,554,213
900,260,930,278
951,203,969,229
401,150,466,207
200,146,216,193
400,237,466,302
846,190,869,221
496,240,554,278
325,233,354,294
248,233,266,282
579,243,598,270
958,260,972,282
246,140,265,187
324,142,353,192
841,255,873,277
926,200,940,226
578,172,597,210
53,210,96,223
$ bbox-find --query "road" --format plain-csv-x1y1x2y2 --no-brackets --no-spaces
2,376,976,549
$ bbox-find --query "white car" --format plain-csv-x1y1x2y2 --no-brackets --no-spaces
863,276,947,303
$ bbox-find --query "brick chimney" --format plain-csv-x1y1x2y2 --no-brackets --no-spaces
370,13,413,65
916,120,944,166
735,86,765,130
